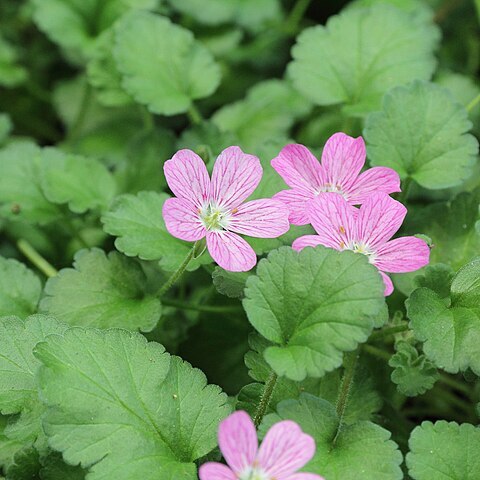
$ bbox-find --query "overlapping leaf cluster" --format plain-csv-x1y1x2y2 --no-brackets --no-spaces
0,0,479,478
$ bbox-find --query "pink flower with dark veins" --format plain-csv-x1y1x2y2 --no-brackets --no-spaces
163,146,290,272
199,411,323,480
271,132,401,225
292,192,430,296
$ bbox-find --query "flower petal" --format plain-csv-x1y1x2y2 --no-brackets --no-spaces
207,231,257,272
355,193,407,249
380,271,394,296
228,199,290,238
291,235,324,252
211,146,262,209
164,149,210,208
286,474,325,480
374,237,430,273
257,420,316,477
306,192,357,250
346,166,401,204
162,197,206,241
199,463,236,480
273,189,313,226
217,411,258,473
321,133,366,191
271,144,325,194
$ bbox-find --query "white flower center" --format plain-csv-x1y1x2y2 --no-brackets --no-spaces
317,182,345,196
341,240,376,263
238,466,270,480
199,202,232,231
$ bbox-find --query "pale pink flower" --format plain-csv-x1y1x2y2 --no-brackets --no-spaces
292,192,430,296
163,147,290,272
271,132,401,225
199,411,323,480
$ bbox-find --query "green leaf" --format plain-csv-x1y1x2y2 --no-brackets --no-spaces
0,417,23,471
0,144,61,225
114,11,221,115
262,394,403,480
40,148,116,214
40,248,161,331
212,267,250,299
414,263,454,299
212,80,310,151
35,328,231,479
407,421,480,479
0,257,41,318
364,81,478,189
288,4,439,115
5,447,40,480
407,258,480,375
102,191,211,271
31,0,159,59
40,452,85,480
86,29,132,107
0,315,67,461
243,246,385,381
0,36,27,88
389,341,438,396
405,189,480,269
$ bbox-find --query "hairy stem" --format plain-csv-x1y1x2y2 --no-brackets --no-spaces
334,350,358,442
162,299,240,314
157,245,197,297
187,103,203,125
286,0,312,34
466,92,480,113
17,239,58,278
398,176,413,204
369,322,409,341
254,372,278,428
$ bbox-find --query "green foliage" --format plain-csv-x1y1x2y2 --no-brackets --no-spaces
364,81,478,189
35,327,231,479
407,421,480,479
102,191,211,271
114,11,221,115
212,267,250,299
262,394,403,480
0,257,41,318
0,36,27,87
407,257,480,375
243,246,385,380
288,5,439,115
389,341,438,396
40,249,162,331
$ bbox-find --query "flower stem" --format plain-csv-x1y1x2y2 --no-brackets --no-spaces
253,372,278,428
187,103,203,125
398,176,413,204
17,239,58,278
286,0,312,34
334,350,358,442
140,106,155,131
162,299,240,314
157,245,197,298
369,322,409,341
466,92,480,113
363,343,391,361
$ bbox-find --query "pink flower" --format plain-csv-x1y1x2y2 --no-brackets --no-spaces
199,411,323,480
271,132,401,225
292,192,430,296
163,147,290,272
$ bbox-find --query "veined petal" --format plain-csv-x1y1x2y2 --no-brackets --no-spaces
273,189,313,226
228,199,290,238
217,411,258,473
162,197,206,241
211,146,262,209
346,166,401,204
207,231,257,272
380,271,394,296
355,193,407,249
374,237,430,273
163,149,210,208
257,421,316,477
271,144,325,194
321,133,366,191
198,463,236,480
306,193,357,250
291,235,324,251
286,474,325,480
